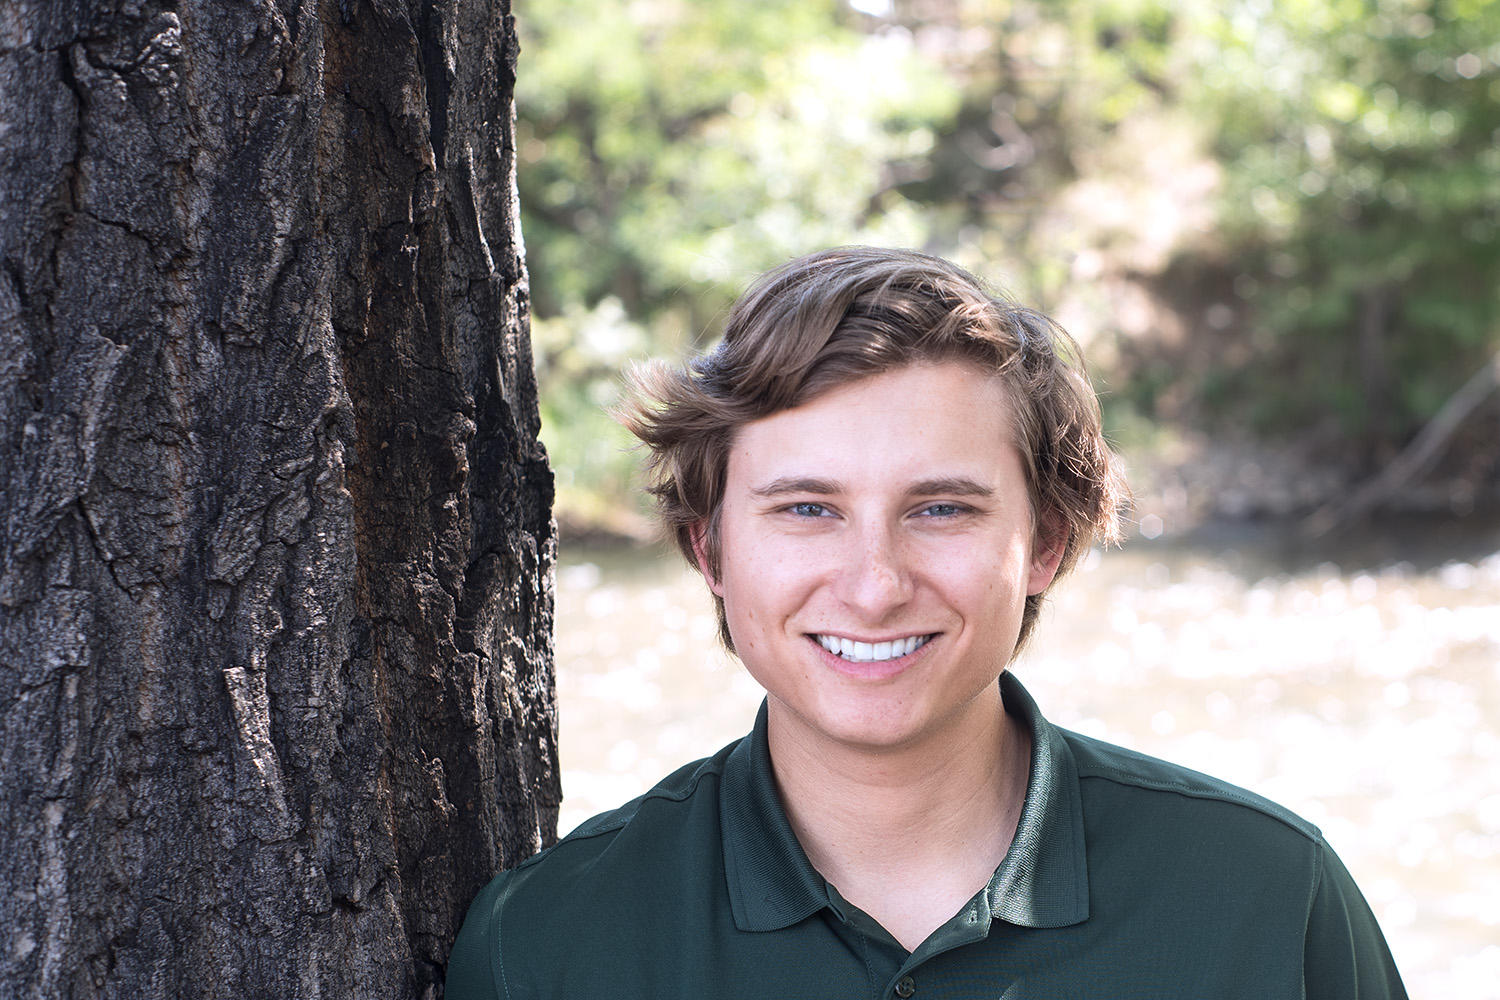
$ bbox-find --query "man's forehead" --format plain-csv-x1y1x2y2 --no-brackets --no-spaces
734,362,1020,441
720,364,1029,502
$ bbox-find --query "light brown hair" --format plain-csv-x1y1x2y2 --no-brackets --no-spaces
618,246,1129,653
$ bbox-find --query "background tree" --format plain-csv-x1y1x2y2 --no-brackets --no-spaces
516,0,960,525
522,0,1500,529
1182,0,1500,459
0,1,557,997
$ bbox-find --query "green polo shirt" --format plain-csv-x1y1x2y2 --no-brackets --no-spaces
447,674,1407,999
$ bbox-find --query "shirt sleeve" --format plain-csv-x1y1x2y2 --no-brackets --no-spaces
445,876,508,1000
1303,840,1409,1000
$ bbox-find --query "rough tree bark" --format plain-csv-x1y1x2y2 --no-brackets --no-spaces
0,1,558,997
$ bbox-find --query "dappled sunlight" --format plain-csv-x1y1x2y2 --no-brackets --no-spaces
1021,538,1500,996
554,555,759,826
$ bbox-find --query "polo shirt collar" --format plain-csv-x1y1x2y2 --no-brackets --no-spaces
987,671,1091,928
719,672,1091,933
720,702,833,931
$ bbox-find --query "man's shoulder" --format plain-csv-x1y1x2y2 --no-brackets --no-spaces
549,748,729,845
1060,726,1322,843
446,741,744,998
492,736,740,901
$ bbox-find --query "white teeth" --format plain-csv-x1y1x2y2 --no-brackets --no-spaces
815,634,931,663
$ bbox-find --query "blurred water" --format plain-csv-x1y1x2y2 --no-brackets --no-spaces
554,516,1500,996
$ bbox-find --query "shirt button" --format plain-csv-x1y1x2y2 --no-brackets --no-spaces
894,976,916,998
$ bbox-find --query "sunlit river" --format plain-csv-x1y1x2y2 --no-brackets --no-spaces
553,516,1500,997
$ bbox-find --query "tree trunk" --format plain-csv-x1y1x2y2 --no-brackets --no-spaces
0,1,558,997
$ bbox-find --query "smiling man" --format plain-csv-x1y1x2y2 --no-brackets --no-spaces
447,247,1407,998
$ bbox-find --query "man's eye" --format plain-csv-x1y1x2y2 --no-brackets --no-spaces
919,502,966,517
788,502,830,518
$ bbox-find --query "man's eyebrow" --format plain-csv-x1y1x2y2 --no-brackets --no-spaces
748,476,996,499
749,477,841,498
909,477,994,498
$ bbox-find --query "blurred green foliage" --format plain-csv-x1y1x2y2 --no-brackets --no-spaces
519,0,959,520
517,0,1500,524
1189,0,1500,450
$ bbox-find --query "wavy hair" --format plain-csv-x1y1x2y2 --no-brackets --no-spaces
617,246,1129,654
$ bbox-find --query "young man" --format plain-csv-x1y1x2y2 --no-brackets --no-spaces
447,247,1407,998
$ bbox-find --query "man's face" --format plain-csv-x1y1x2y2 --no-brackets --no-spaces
701,361,1062,755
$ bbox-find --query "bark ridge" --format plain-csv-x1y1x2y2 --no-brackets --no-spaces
0,1,557,996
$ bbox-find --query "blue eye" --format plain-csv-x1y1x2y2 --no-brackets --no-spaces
789,502,830,518
920,503,965,517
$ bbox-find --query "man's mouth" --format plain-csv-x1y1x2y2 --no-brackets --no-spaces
813,634,933,663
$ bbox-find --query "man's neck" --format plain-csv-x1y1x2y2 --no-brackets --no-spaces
765,686,1031,952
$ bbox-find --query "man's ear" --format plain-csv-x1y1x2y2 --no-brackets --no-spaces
689,520,723,596
1026,516,1067,596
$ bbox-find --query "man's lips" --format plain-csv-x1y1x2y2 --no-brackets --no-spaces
811,633,935,663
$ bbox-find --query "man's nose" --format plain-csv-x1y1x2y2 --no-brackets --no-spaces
836,523,914,618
